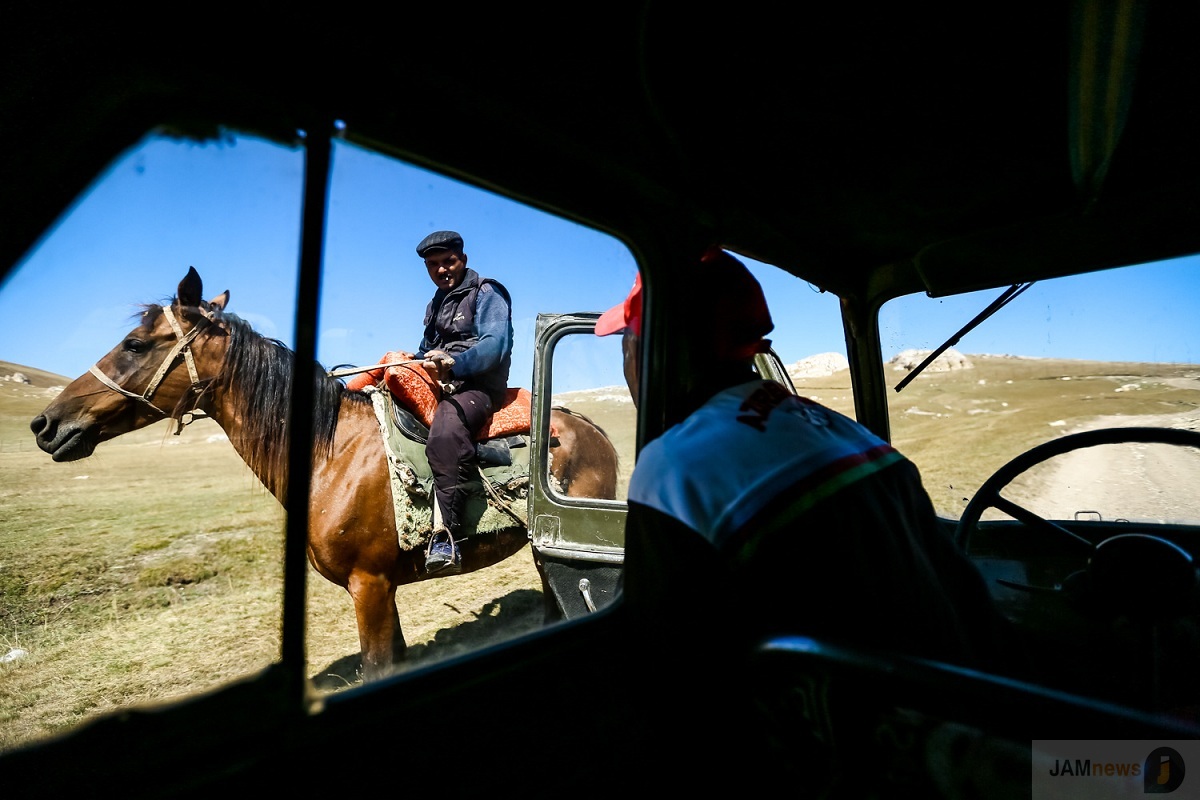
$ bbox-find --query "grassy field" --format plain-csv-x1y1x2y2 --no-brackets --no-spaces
0,361,554,749
793,355,1200,516
1,354,1198,752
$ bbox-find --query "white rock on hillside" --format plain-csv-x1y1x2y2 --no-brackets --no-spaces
890,348,973,372
788,352,849,379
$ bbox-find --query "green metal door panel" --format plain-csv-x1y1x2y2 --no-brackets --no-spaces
529,312,629,564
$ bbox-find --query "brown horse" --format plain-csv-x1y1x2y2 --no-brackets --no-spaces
29,266,619,682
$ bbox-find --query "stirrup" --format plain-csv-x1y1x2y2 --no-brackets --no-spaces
424,527,461,573
424,526,451,558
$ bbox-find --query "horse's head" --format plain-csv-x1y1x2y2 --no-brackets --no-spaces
30,267,231,462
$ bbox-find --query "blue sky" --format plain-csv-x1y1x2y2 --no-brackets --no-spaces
2,131,1198,394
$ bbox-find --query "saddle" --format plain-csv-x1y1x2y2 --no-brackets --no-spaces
349,351,538,550
387,399,523,468
345,350,535,443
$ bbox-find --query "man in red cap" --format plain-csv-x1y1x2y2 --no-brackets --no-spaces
596,248,1027,787
595,248,1023,670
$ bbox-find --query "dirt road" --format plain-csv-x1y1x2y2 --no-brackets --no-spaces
1011,410,1200,523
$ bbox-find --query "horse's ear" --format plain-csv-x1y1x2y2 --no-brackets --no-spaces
209,290,230,312
178,266,203,308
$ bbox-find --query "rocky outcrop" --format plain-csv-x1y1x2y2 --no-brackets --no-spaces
890,348,973,372
788,352,849,379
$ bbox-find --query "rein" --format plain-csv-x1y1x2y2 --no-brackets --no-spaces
328,359,423,378
88,306,213,435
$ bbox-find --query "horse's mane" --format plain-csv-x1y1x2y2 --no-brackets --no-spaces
161,303,370,494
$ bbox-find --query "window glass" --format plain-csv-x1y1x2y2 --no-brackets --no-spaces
882,258,1200,524
317,140,639,386
0,130,642,748
0,132,302,750
547,329,635,501
742,259,854,418
308,139,640,684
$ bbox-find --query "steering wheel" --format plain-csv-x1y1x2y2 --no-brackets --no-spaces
954,426,1200,621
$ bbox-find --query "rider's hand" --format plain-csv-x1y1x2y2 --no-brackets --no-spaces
421,350,455,381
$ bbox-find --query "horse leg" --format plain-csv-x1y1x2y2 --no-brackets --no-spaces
390,603,407,662
349,571,403,682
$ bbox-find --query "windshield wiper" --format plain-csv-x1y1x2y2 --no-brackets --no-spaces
894,282,1035,393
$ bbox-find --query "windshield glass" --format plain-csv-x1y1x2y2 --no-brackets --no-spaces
882,258,1200,524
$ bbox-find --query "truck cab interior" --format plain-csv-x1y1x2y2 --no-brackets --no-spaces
4,3,1200,796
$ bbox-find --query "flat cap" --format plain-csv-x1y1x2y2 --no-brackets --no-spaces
416,230,464,257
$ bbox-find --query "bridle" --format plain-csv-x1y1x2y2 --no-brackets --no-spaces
87,305,214,434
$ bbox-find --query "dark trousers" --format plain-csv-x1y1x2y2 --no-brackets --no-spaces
426,387,495,535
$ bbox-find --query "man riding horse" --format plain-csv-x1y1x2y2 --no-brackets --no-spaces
400,230,515,574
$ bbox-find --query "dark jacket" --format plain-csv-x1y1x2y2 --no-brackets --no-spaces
418,268,513,402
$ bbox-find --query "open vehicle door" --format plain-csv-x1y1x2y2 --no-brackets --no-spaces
529,312,628,618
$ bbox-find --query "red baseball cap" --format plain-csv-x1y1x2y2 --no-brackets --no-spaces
595,249,773,361
595,273,643,337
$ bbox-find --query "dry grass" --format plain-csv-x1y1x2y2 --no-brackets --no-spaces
0,362,549,750
2,355,1198,752
794,356,1200,516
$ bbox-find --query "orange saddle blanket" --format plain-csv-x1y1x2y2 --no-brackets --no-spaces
345,351,532,440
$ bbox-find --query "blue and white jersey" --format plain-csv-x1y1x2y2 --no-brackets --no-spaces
628,379,905,550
